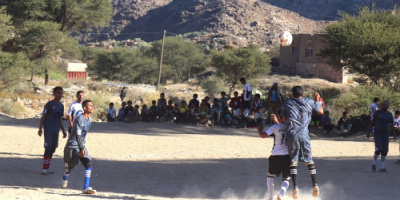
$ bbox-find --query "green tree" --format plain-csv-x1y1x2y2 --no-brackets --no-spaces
3,0,112,32
149,37,209,83
88,48,159,84
211,45,270,94
0,51,29,90
17,21,80,85
319,6,400,90
0,6,13,45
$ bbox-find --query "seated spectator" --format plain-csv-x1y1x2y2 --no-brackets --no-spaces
232,107,249,128
157,93,167,120
255,107,264,126
188,102,199,124
394,110,400,136
229,91,241,113
172,103,180,122
338,111,352,136
132,105,140,122
211,98,222,126
197,99,209,127
117,102,126,122
124,100,134,122
149,100,158,122
321,111,335,134
177,100,188,123
140,104,149,122
106,102,116,122
166,100,174,120
252,94,264,111
247,109,257,128
223,107,232,127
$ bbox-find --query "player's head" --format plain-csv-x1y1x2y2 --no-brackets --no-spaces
181,100,186,105
160,93,165,98
121,102,126,107
127,100,132,106
373,97,380,103
221,91,226,97
343,111,348,118
200,99,206,106
324,111,330,117
270,114,280,124
291,86,304,98
76,90,84,101
213,98,219,104
240,77,246,84
233,91,238,97
205,96,209,102
52,86,63,100
381,100,389,111
152,100,156,105
142,104,147,109
193,94,198,99
82,100,94,114
168,100,172,105
134,105,139,109
395,110,400,117
255,94,260,99
109,102,114,108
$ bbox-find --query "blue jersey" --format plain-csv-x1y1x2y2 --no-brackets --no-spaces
373,110,393,134
281,97,321,135
43,100,64,133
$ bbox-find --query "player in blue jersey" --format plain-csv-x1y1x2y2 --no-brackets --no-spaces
61,100,96,194
280,86,323,199
367,101,396,172
38,86,67,175
257,114,290,200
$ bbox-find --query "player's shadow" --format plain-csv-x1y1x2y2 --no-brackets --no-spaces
1,156,399,199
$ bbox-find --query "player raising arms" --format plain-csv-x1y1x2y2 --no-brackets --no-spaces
61,100,96,194
257,114,290,200
38,86,67,175
280,86,323,199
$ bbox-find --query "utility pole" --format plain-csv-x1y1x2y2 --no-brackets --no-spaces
157,30,166,90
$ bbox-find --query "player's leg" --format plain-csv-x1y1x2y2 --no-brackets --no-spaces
301,134,319,197
277,155,291,200
373,134,383,171
379,134,389,172
266,173,275,200
42,132,56,174
61,163,74,188
287,133,300,199
267,156,280,200
62,147,80,188
81,152,96,194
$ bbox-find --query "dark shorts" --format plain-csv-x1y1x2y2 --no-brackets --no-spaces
44,130,59,149
268,155,290,178
64,146,91,168
374,133,389,153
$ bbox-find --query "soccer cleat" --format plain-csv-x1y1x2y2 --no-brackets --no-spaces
312,185,319,197
379,168,388,173
82,187,96,194
41,169,48,175
372,164,377,171
61,180,68,188
292,187,299,199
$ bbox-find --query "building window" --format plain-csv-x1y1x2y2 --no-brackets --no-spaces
292,46,298,54
305,49,313,57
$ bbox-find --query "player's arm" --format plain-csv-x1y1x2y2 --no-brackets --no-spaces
257,126,268,138
75,120,86,156
38,113,46,136
60,117,67,138
390,122,396,141
67,104,73,127
68,115,73,127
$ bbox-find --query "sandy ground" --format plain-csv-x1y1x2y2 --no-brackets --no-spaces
1,114,400,200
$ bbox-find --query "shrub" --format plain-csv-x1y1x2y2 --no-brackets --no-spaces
0,100,26,117
317,87,341,105
201,75,226,98
86,92,111,122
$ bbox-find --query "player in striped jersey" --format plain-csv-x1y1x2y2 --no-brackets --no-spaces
61,100,96,194
257,114,290,200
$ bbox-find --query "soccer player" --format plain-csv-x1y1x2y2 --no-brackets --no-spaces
257,114,290,200
38,86,67,175
367,101,396,172
280,86,323,199
67,91,84,133
62,100,96,194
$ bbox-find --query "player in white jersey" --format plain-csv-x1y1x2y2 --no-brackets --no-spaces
67,91,84,133
257,114,290,200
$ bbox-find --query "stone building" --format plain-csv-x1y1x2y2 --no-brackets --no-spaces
278,34,344,83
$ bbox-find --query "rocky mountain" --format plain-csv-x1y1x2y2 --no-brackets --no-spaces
77,0,400,49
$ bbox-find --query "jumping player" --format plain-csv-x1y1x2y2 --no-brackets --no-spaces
67,91,84,133
257,114,290,200
62,100,96,194
38,86,67,175
280,86,323,199
367,101,396,172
